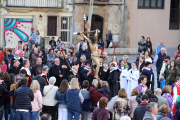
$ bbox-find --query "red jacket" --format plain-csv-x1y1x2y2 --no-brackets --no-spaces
0,52,4,65
1,64,7,73
89,87,108,107
174,50,180,60
92,107,109,120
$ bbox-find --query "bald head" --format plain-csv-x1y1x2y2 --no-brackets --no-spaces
155,88,162,95
160,41,164,46
161,47,165,54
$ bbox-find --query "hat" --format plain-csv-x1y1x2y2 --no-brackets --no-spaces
177,96,180,103
141,94,149,101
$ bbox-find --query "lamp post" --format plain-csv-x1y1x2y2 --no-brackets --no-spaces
83,14,87,33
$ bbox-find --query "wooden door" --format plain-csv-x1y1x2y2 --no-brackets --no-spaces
91,15,103,39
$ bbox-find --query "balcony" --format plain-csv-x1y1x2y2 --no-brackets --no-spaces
6,0,63,8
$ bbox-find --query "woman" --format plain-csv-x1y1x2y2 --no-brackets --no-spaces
128,88,139,119
162,85,174,120
35,30,41,45
112,88,132,119
98,38,104,50
43,77,58,120
56,37,63,49
89,79,108,107
137,55,145,73
146,37,152,54
145,50,153,63
54,80,68,120
30,80,42,120
156,104,171,120
127,62,139,97
59,43,67,54
166,60,179,86
92,97,109,120
77,45,89,61
98,49,103,56
80,54,86,68
39,49,47,65
23,44,29,61
66,78,84,120
47,49,55,68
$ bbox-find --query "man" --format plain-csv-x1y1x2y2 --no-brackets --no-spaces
48,58,63,87
59,51,69,80
49,37,56,49
14,78,34,120
31,58,43,76
133,94,149,120
29,44,40,60
10,51,23,68
32,68,47,96
13,69,27,85
154,47,166,88
173,77,180,103
41,65,49,85
8,60,20,75
80,60,92,86
41,113,52,120
143,102,158,120
30,48,39,67
154,88,168,109
29,28,36,52
159,56,170,79
155,41,167,55
76,38,87,53
67,52,73,66
136,89,158,104
136,75,148,93
21,60,32,86
103,52,109,65
106,30,112,48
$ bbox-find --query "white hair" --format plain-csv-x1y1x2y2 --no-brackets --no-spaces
42,65,49,72
120,116,131,120
49,77,56,85
55,58,59,61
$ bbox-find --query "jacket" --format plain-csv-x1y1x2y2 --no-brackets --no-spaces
138,40,146,51
156,112,170,120
10,57,23,68
92,107,109,120
13,85,34,110
8,65,20,75
76,42,87,52
32,75,47,96
31,64,43,76
0,84,8,107
77,50,89,61
31,90,42,112
156,53,166,72
30,53,39,66
81,89,90,111
0,52,4,65
97,87,110,97
146,41,153,54
143,111,155,120
106,33,112,42
56,41,63,49
80,68,92,85
23,51,30,60
133,102,148,120
1,64,7,73
166,67,179,84
40,55,47,65
54,90,67,105
137,61,145,73
136,92,158,104
156,95,169,109
47,53,55,68
49,40,56,48
98,41,104,48
129,96,138,118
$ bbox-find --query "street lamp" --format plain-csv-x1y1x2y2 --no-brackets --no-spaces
83,14,86,21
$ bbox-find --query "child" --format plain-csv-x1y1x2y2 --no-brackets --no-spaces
160,73,166,90
97,81,110,97
1,59,7,73
15,41,23,51
81,80,91,120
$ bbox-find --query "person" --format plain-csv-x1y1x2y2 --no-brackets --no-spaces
0,49,4,66
1,59,7,73
21,60,32,86
30,80,42,120
15,41,23,51
106,30,112,48
127,62,139,97
30,48,39,67
97,81,110,97
174,47,180,60
119,59,128,91
14,78,34,120
10,50,23,68
98,49,103,56
89,79,108,107
22,44,29,61
154,88,168,109
173,77,180,104
35,30,41,45
113,88,132,119
138,36,146,53
66,78,84,120
59,51,69,80
56,37,63,49
129,88,139,119
41,113,52,120
92,97,109,120
29,44,39,60
136,89,158,104
67,52,73,65
8,60,20,75
159,55,170,79
98,38,104,50
142,61,154,92
39,49,47,65
49,37,56,49
32,68,47,96
123,55,132,70
156,104,171,120
59,43,67,54
7,49,14,67
155,41,167,55
136,75,147,93
54,80,68,120
29,28,36,52
171,96,180,118
137,55,145,73
76,38,87,53
31,58,43,76
47,49,55,68
143,102,158,120
43,77,58,120
48,58,63,87
77,45,89,61
103,52,109,65
146,37,153,54
107,62,119,99
100,64,109,81
133,94,149,120
81,80,91,120
41,65,49,85
145,50,153,63
162,85,174,119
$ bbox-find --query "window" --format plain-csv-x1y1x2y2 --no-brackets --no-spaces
138,0,164,9
169,0,179,29
61,17,72,42
47,16,57,36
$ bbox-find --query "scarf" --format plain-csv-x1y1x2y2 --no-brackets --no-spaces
14,56,20,60
110,67,117,73
84,65,91,71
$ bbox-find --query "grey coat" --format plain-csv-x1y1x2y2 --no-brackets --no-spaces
156,112,170,120
143,111,155,120
156,95,169,109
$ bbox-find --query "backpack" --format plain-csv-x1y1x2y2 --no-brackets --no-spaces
175,110,180,120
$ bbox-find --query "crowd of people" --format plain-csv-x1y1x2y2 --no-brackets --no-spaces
0,29,180,120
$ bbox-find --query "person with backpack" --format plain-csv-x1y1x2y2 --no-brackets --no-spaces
156,104,171,120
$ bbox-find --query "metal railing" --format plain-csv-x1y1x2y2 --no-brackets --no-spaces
6,0,63,8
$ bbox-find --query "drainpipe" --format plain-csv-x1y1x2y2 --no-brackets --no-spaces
72,0,76,44
0,0,3,48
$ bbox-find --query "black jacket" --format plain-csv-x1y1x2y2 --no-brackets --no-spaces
49,40,56,48
10,57,23,68
40,55,47,65
8,65,20,75
13,85,34,110
133,102,148,120
32,75,47,96
80,68,92,86
0,84,8,107
146,41,153,54
59,57,69,80
136,92,158,104
137,61,145,73
31,64,43,76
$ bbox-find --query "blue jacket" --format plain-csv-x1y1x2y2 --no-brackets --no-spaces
66,89,82,113
97,87,110,97
8,54,14,60
156,53,166,72
81,90,90,111
106,33,112,42
98,41,104,48
54,90,67,105
78,50,89,61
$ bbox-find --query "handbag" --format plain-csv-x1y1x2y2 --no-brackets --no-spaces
109,42,113,48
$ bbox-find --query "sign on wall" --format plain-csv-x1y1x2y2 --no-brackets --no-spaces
4,18,33,48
